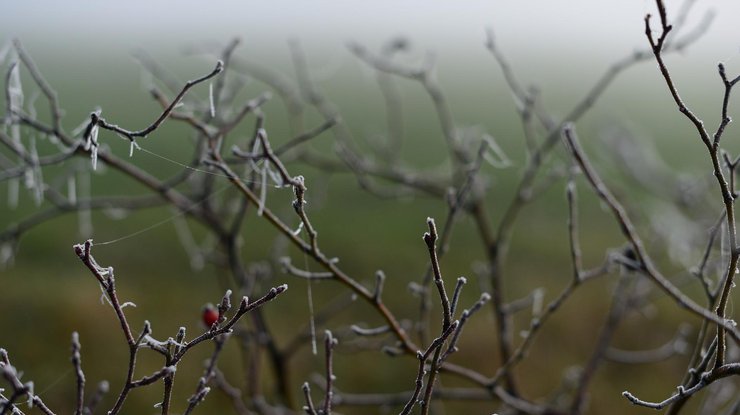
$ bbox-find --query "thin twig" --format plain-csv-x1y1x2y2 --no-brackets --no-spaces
93,61,223,142
71,332,85,415
302,382,318,415
322,330,337,414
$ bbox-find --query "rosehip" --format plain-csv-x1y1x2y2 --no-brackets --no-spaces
202,304,219,327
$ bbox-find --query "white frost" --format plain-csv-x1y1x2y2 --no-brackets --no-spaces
209,82,216,118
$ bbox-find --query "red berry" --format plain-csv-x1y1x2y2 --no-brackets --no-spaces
202,304,219,327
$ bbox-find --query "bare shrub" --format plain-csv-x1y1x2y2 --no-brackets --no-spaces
1,1,739,414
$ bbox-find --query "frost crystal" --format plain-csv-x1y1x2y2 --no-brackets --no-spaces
166,338,186,348
481,133,512,169
90,124,99,170
7,64,23,116
266,165,283,187
71,117,90,137
532,287,544,316
129,140,140,158
0,243,15,269
7,124,22,209
209,82,216,118
24,381,34,407
28,136,44,206
23,168,34,190
257,165,267,217
67,175,77,205
292,221,304,236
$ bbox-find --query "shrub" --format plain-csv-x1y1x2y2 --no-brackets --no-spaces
1,1,739,414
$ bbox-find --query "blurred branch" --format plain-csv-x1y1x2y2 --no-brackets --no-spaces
563,124,740,340
605,325,690,364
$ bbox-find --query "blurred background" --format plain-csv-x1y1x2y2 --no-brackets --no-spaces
2,1,740,414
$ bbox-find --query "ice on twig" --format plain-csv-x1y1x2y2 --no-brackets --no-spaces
24,381,34,407
7,63,23,116
27,136,44,206
129,140,141,158
481,133,512,169
0,243,15,269
257,165,268,217
98,284,113,307
166,338,186,348
26,91,39,121
90,124,99,170
71,118,89,137
265,165,284,187
7,124,22,209
292,221,304,236
67,175,76,205
209,82,216,118
532,287,544,316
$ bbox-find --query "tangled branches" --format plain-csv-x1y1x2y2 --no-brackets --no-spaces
1,1,740,414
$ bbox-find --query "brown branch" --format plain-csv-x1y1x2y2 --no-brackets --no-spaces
322,330,338,414
71,240,286,414
302,382,318,415
624,363,740,410
400,321,459,415
423,218,453,331
93,61,223,142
